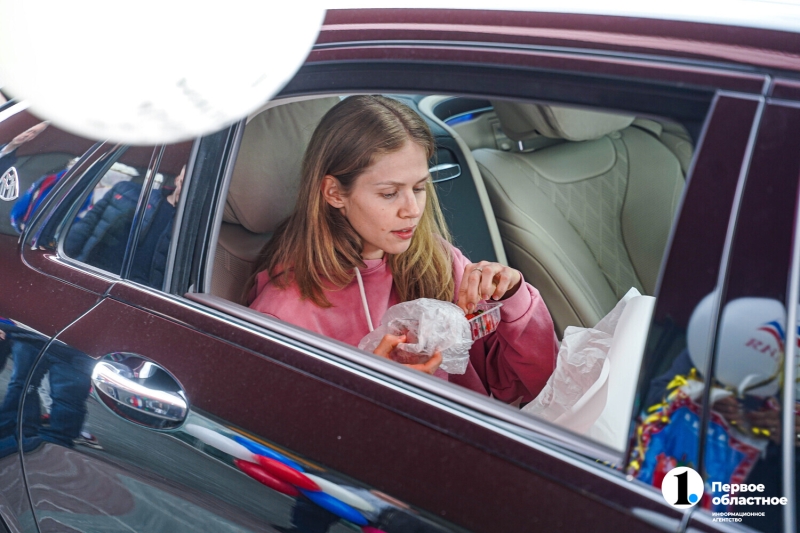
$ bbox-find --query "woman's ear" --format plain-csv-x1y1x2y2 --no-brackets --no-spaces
321,175,346,209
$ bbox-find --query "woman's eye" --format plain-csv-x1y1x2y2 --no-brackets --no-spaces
413,187,426,194
381,192,397,199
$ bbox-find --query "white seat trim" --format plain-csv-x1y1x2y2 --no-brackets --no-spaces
418,95,508,266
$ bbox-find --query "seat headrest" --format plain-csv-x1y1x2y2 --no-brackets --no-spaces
223,97,340,234
491,101,635,142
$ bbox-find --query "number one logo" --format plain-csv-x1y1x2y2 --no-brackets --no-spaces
661,467,703,508
674,471,690,505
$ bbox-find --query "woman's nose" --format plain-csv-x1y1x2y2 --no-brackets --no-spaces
398,190,421,218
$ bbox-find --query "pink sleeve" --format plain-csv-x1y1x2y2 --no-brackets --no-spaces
451,246,558,404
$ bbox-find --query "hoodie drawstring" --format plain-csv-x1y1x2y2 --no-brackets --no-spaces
354,267,374,332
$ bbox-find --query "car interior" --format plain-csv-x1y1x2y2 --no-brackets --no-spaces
211,94,691,327
205,93,694,450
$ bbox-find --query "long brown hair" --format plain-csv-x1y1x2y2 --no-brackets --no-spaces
245,95,454,307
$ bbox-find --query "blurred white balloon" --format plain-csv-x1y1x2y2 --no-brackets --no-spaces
0,1,325,144
687,292,786,397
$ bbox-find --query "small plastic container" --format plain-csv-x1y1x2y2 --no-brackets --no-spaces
467,302,503,340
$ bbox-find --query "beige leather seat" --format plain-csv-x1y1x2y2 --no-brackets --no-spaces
212,97,340,303
474,102,686,336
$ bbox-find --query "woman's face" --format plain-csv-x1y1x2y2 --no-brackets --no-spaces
328,140,429,260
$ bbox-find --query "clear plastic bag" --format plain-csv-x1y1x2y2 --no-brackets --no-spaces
358,298,473,374
523,287,641,420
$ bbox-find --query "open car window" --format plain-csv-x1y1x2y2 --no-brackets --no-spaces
192,92,702,460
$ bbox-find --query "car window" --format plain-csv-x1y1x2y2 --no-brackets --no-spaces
60,146,158,277
57,143,193,287
126,142,193,290
197,92,704,457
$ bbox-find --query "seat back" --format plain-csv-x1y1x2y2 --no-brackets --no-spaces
212,97,340,302
475,102,684,335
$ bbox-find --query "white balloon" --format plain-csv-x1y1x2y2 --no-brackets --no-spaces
687,293,786,397
0,1,325,144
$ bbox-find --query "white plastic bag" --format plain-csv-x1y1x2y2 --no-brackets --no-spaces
523,288,641,420
358,298,473,374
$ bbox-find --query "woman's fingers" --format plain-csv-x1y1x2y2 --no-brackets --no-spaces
408,351,442,375
456,262,482,312
490,269,514,300
457,261,522,312
371,336,440,375
457,261,497,312
478,264,501,301
373,334,405,358
491,266,521,300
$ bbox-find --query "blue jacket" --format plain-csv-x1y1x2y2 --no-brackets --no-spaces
129,192,176,288
9,169,82,233
63,181,175,287
64,180,142,275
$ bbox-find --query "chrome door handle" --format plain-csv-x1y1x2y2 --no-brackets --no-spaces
92,356,188,429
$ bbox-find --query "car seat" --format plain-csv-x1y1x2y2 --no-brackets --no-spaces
474,102,686,336
212,97,340,303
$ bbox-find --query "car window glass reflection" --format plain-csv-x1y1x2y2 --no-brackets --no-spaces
0,322,93,456
127,142,192,291
62,151,152,277
10,154,82,233
632,296,795,528
630,99,800,533
0,117,95,237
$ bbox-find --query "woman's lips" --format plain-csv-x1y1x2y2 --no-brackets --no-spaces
391,227,415,240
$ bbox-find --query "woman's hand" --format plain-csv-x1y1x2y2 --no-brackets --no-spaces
456,261,522,314
372,334,442,375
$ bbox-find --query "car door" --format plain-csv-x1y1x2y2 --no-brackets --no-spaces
14,136,330,533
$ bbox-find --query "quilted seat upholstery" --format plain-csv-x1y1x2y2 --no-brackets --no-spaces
474,102,685,336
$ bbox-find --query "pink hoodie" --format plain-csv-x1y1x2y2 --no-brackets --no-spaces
249,244,557,404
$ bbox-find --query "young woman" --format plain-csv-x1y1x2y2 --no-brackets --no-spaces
247,95,557,405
